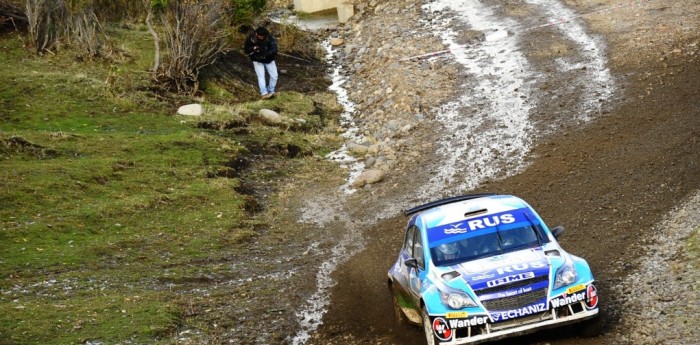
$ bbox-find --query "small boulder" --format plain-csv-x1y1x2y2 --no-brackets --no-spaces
330,38,345,46
352,169,385,187
347,142,369,155
177,104,203,116
259,109,282,124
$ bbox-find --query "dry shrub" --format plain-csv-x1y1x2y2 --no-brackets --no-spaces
24,0,112,57
26,0,66,52
156,0,229,93
273,22,321,59
66,6,111,58
0,1,27,31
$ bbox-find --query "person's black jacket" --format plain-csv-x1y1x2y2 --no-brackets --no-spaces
244,33,278,64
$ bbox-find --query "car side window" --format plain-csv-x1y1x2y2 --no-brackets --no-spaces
412,227,425,270
403,226,415,253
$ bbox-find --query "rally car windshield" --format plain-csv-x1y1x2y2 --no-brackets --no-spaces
430,225,547,266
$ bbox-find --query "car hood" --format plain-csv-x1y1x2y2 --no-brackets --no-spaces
434,248,556,292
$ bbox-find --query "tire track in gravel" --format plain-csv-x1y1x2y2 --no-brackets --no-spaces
418,0,615,195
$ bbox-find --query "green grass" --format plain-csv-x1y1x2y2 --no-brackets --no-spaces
0,25,339,344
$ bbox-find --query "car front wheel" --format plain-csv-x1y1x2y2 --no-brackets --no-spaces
422,307,438,345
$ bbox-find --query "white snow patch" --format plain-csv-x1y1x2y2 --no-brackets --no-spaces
422,0,537,193
322,40,364,195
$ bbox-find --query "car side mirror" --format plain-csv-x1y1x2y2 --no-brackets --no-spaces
551,226,565,239
404,258,419,269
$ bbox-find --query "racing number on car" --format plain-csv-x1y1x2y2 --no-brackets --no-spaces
432,317,453,341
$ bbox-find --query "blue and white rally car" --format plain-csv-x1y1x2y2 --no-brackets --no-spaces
387,194,601,344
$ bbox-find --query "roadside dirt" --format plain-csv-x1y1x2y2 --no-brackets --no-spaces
296,1,700,345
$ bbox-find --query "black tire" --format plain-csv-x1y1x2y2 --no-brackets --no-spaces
391,286,410,328
577,315,603,338
422,307,439,345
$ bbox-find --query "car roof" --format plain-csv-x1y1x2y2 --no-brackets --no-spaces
407,194,531,227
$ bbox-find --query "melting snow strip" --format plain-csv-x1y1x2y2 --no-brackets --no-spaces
422,0,537,193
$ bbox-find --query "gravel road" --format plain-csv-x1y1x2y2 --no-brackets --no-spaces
293,0,700,344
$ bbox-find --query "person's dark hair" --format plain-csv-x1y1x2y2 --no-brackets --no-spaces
255,27,270,37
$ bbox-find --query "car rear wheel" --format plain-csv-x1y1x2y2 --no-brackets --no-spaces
422,307,438,345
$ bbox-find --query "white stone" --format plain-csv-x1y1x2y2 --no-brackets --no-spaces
259,109,282,124
177,104,203,116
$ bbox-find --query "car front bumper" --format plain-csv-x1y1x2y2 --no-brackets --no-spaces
436,306,599,345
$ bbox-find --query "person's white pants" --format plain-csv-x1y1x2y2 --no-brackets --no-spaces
253,61,278,95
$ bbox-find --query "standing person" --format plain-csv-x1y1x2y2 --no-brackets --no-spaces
244,26,278,99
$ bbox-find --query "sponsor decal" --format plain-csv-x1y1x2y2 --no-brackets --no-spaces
447,316,489,328
459,250,540,273
465,213,515,231
458,255,551,291
566,284,586,294
444,223,468,234
495,261,547,275
432,317,453,341
550,291,586,308
586,284,599,309
446,311,468,319
470,273,496,281
486,271,535,288
441,213,515,235
490,303,547,322
495,285,532,298
479,280,550,301
428,208,538,244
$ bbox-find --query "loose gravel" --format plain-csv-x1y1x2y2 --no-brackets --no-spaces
612,191,700,345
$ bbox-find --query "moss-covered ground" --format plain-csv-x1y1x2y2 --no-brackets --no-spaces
0,24,340,344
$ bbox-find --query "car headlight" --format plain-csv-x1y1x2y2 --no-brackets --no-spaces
440,291,477,309
553,263,578,290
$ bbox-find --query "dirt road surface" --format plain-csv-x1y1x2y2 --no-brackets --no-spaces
282,1,700,345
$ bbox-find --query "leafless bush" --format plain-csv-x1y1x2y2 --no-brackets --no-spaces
156,0,230,93
25,0,66,53
24,0,111,57
0,1,27,30
67,6,111,58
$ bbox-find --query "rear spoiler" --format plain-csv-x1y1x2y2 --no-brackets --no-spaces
402,193,497,216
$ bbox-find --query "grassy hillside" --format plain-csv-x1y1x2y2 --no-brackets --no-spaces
0,24,339,344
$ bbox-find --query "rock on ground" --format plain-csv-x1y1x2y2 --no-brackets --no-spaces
259,108,282,124
177,104,203,116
